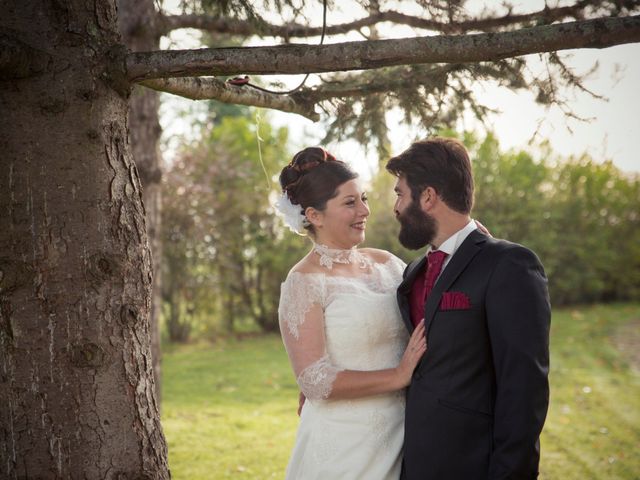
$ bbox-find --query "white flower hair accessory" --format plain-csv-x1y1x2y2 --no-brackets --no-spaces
274,192,309,235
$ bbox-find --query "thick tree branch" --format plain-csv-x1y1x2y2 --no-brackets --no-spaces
156,1,611,37
127,15,640,81
140,76,319,121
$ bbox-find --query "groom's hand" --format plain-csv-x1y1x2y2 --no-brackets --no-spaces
298,391,306,416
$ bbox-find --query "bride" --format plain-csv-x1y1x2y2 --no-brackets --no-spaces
276,147,426,479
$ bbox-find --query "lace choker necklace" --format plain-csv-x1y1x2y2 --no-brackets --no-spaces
312,243,371,270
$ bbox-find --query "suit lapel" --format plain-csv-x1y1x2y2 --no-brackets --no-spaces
397,255,428,333
423,230,487,335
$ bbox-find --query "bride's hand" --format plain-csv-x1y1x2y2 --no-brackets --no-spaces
475,220,492,237
396,320,427,388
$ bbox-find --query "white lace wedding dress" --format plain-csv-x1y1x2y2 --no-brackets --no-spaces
279,247,408,479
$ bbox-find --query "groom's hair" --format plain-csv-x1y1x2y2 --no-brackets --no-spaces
385,137,474,214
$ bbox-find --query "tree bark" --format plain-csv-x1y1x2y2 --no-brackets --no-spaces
117,0,164,410
127,15,640,81
0,1,169,478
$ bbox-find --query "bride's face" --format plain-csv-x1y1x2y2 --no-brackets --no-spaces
307,179,370,249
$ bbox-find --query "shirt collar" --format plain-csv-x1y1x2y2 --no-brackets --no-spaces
430,219,477,257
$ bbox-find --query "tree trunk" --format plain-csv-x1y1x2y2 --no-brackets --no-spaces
0,1,170,478
117,0,164,409
167,296,188,343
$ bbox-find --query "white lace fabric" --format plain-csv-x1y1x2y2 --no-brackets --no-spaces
297,354,342,400
312,242,372,270
278,252,406,401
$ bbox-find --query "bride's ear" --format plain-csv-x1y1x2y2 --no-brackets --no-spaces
305,207,323,229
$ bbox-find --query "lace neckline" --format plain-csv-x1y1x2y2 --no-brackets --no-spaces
312,243,372,270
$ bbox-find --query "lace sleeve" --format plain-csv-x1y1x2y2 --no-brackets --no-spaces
278,272,343,401
386,253,407,282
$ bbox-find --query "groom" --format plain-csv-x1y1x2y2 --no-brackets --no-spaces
386,137,551,480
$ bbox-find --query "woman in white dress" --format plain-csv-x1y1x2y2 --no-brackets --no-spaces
275,147,426,479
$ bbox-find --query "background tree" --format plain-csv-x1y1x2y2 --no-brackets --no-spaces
162,110,307,340
118,0,165,406
0,2,169,478
469,132,640,305
542,155,640,303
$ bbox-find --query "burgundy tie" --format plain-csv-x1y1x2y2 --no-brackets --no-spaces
424,250,448,302
411,250,448,327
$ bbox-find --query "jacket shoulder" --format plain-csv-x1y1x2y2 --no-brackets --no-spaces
481,235,543,267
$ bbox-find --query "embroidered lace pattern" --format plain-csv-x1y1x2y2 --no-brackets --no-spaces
312,243,373,270
370,409,392,448
297,354,342,401
278,253,406,402
311,418,340,466
278,272,326,340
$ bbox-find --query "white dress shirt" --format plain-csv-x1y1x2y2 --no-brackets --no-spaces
431,219,478,280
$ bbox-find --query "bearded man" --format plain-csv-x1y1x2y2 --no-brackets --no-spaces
387,137,551,480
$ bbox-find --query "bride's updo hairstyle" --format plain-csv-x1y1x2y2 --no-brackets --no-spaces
279,147,358,235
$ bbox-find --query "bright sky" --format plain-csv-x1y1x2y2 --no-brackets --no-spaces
460,43,640,173
159,1,640,178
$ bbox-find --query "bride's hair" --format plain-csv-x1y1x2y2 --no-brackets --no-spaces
279,147,358,233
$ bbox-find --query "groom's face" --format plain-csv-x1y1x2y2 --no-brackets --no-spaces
394,177,437,250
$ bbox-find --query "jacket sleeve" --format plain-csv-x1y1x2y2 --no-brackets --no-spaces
486,245,551,479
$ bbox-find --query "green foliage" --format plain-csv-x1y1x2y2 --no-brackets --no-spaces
543,157,640,303
468,133,640,305
162,304,640,479
161,110,309,340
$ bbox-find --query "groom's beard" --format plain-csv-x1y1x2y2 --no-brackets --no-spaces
397,200,437,250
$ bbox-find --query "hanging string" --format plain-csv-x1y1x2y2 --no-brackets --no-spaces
254,111,272,190
226,0,328,95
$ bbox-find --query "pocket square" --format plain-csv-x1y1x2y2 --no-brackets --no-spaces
440,291,471,310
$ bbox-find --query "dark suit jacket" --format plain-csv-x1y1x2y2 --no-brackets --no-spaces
399,229,551,480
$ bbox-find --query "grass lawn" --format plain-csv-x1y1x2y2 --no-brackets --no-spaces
162,303,640,479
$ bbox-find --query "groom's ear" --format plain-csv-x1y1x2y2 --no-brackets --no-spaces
420,186,438,212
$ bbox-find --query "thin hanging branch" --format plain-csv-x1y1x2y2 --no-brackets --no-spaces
295,64,462,103
140,76,319,120
128,15,640,82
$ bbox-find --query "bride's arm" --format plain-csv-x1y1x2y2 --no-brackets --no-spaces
325,321,425,399
279,274,425,401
